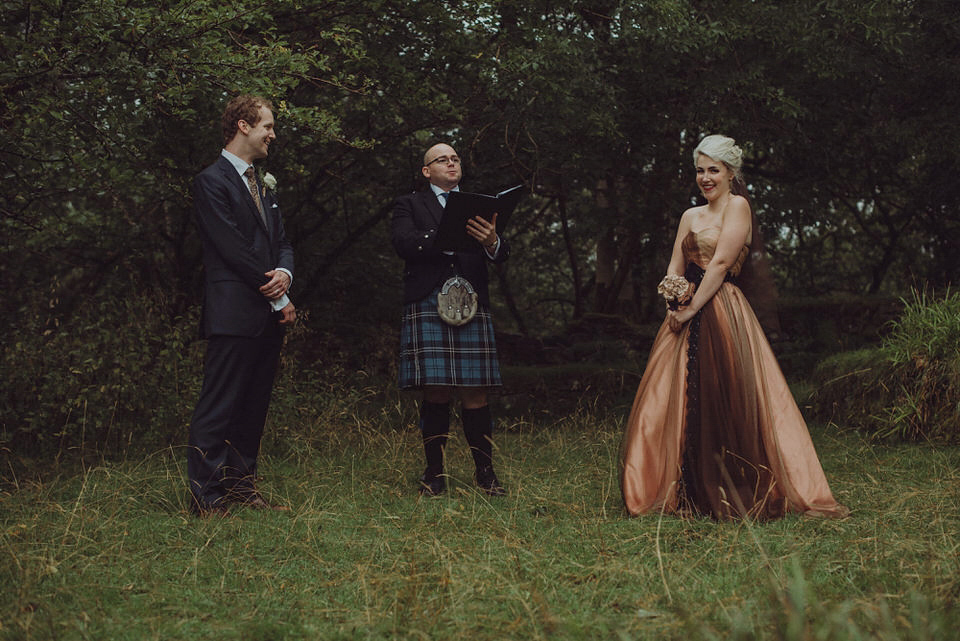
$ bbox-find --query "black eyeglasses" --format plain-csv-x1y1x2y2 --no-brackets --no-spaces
425,155,461,167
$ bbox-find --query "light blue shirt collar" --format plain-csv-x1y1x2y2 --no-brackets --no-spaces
221,149,253,177
430,183,460,208
429,183,459,201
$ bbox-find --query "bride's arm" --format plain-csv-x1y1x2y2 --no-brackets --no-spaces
668,197,751,332
666,209,695,276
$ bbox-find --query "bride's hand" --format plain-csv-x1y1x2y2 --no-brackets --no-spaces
667,307,695,333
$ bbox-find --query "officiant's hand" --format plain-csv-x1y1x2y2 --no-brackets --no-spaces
467,212,498,249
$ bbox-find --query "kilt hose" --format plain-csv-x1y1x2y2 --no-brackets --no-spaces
398,289,503,390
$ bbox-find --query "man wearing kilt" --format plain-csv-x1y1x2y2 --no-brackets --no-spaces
391,142,509,496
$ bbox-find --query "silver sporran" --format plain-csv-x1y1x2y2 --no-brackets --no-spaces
437,276,478,326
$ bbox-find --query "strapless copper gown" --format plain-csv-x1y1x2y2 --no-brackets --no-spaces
620,227,848,520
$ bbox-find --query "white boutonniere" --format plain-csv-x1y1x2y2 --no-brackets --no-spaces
262,172,278,192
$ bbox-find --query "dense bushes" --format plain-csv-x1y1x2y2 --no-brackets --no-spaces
773,295,902,378
3,285,954,459
0,288,395,460
811,289,960,442
1,291,202,457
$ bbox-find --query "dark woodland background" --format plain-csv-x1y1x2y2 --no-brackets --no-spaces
2,0,958,456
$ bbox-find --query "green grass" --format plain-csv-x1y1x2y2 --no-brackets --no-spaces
1,415,958,640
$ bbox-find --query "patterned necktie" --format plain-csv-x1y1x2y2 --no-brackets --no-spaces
439,191,449,207
244,167,267,226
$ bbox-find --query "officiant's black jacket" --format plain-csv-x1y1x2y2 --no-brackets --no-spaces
391,189,510,307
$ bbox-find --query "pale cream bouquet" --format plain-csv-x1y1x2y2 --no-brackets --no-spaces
657,274,695,310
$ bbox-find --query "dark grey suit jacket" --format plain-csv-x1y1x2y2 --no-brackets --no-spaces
193,156,294,338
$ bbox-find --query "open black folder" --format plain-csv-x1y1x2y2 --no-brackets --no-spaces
434,185,524,252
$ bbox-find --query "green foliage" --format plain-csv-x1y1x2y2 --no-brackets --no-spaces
773,295,902,378
0,289,201,456
0,0,376,457
0,282,380,459
3,0,960,456
1,420,957,640
886,288,960,366
810,289,960,442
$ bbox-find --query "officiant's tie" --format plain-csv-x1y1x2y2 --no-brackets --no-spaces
437,191,455,256
244,167,267,227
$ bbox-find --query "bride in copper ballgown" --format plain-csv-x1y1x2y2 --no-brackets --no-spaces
620,135,849,520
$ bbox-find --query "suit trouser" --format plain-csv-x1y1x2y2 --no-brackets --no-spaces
188,323,283,508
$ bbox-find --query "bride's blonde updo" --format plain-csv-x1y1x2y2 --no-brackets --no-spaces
693,134,747,196
693,134,744,179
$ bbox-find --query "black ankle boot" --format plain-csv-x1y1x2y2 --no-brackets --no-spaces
462,405,505,496
418,401,449,495
474,465,505,497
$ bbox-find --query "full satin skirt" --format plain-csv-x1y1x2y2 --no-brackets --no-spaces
620,282,848,520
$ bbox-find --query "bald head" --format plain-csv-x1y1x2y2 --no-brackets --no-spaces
421,143,462,191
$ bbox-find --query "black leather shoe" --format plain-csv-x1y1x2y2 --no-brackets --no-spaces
475,465,505,496
239,492,291,511
224,483,291,511
191,502,232,518
418,471,446,496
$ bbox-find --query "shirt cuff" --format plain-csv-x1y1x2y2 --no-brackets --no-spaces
483,236,500,259
270,294,291,311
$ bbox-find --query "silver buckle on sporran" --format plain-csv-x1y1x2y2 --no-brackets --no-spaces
437,276,478,326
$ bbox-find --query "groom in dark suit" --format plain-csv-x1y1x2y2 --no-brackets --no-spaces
187,94,295,517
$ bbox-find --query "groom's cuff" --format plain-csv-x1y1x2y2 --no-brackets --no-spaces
270,294,291,311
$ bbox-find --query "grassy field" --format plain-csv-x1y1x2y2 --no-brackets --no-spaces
1,410,958,640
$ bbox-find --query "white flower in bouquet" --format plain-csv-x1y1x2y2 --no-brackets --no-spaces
657,274,695,306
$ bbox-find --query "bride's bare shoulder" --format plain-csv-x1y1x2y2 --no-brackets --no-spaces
677,204,704,231
729,194,750,211
726,195,751,221
679,204,704,222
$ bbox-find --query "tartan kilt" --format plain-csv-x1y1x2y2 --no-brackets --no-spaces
398,290,503,389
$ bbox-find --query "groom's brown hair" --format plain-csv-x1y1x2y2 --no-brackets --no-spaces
221,94,274,145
